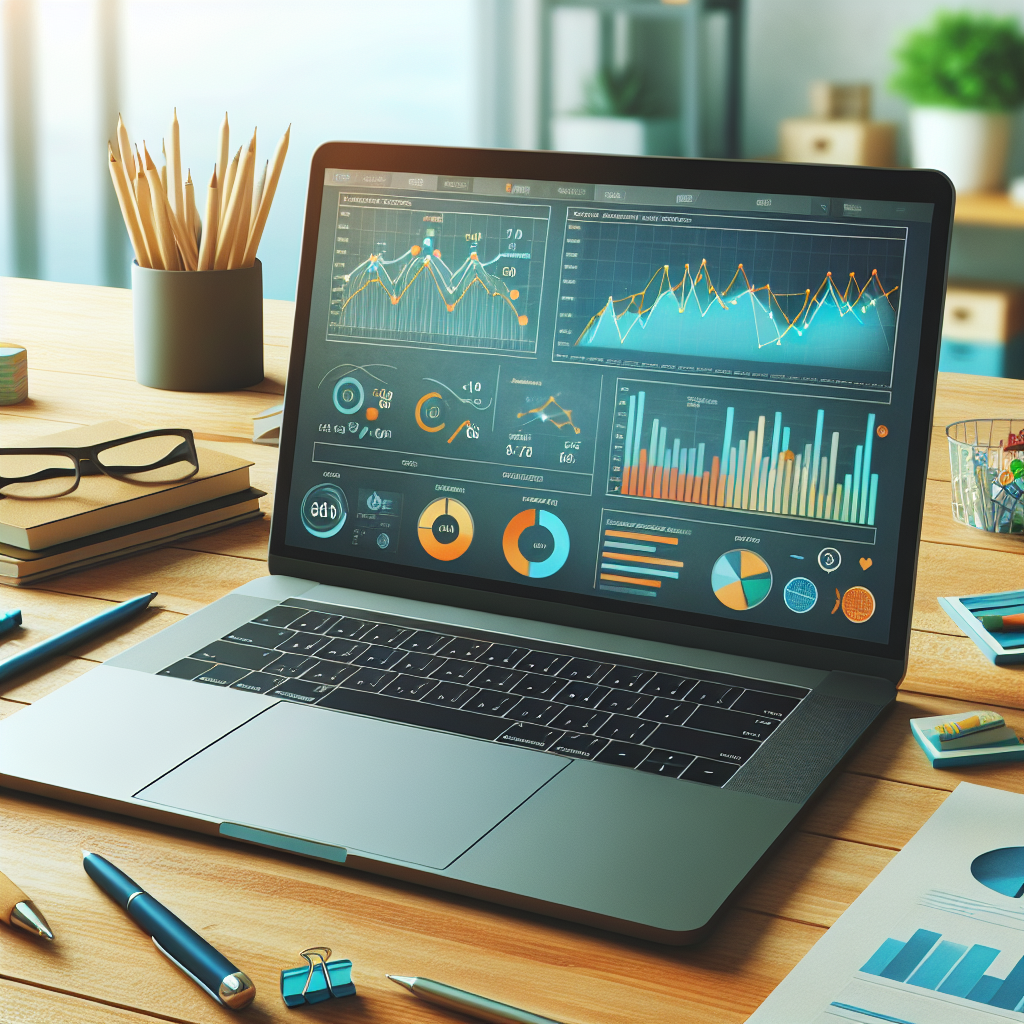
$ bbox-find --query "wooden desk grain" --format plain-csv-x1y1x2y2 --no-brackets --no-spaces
0,277,1022,1023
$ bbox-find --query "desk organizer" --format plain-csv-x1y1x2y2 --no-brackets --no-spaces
947,419,1024,534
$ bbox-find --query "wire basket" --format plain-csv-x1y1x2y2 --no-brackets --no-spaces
947,419,1024,534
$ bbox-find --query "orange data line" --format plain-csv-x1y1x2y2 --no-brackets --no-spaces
604,529,678,545
600,573,661,588
447,420,470,443
603,552,684,568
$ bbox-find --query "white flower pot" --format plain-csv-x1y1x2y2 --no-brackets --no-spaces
552,115,678,156
909,107,1012,193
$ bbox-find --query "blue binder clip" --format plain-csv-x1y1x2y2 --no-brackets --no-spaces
280,946,356,1007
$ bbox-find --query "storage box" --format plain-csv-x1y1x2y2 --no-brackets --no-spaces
940,284,1024,378
779,118,896,167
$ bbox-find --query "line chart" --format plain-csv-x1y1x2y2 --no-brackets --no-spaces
517,397,582,433
327,197,549,353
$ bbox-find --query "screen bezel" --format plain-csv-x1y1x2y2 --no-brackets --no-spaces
269,142,954,683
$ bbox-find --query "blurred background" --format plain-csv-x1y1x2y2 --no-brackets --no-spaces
3,0,1024,377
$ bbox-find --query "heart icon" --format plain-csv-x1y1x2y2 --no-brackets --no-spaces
859,557,872,570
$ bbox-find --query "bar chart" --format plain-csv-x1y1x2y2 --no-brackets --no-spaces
860,927,1024,1012
609,380,880,527
594,511,686,601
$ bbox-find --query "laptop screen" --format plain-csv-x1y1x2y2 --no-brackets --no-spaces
282,164,936,652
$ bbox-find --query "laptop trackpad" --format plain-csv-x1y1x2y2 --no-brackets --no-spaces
136,701,566,869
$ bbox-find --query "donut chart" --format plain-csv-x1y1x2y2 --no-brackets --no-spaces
503,509,570,578
332,376,364,415
417,497,473,560
711,549,772,610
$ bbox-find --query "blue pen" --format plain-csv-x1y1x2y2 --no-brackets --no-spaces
83,851,255,1010
0,592,156,683
0,609,22,639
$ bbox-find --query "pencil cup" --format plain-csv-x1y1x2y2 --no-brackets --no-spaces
131,260,264,391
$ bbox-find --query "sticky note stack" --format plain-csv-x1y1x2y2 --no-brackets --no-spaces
911,709,1024,767
0,345,27,405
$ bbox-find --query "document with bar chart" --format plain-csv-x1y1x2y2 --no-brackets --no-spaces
749,783,1024,1024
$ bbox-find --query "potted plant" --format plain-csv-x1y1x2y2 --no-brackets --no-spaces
891,11,1024,193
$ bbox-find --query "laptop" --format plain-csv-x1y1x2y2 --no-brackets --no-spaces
0,144,953,944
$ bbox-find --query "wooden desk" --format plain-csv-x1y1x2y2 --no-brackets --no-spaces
0,276,1022,1023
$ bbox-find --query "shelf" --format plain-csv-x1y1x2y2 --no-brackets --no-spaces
954,192,1024,229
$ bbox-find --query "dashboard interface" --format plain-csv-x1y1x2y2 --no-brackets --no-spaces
284,166,936,648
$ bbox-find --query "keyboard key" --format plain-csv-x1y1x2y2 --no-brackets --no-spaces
497,722,563,751
642,673,693,699
644,748,698,768
352,645,404,669
637,759,688,778
382,675,436,700
646,724,759,764
477,644,529,667
288,611,340,634
640,697,695,726
598,688,653,716
224,622,295,647
435,637,491,660
558,658,611,682
400,630,447,653
340,667,392,692
252,606,305,628
263,653,319,677
390,652,445,676
192,641,281,672
423,682,478,708
684,680,742,708
731,690,801,720
687,704,777,742
463,690,519,716
680,758,738,786
300,660,353,686
276,631,330,656
361,623,412,646
554,681,609,707
550,707,609,733
512,674,562,699
318,688,508,740
597,715,657,745
195,664,249,686
317,638,368,663
159,658,212,679
601,667,653,691
505,698,564,724
231,672,282,694
430,659,484,684
269,679,337,704
594,741,649,769
516,651,568,675
549,733,608,759
325,617,372,638
474,666,523,691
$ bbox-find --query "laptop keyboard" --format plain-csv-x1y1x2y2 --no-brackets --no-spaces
158,601,808,788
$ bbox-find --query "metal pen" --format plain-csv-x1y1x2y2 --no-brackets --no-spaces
388,975,566,1024
0,866,53,939
83,851,255,1010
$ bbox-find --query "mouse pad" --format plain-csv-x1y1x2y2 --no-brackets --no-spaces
136,701,567,869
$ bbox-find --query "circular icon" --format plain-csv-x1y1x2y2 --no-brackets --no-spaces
376,533,390,550
415,392,446,432
418,498,474,561
711,549,772,611
332,376,364,415
842,586,875,623
784,577,818,613
503,509,570,578
300,483,348,539
876,424,888,438
818,547,841,573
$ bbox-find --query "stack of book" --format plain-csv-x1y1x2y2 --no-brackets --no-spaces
0,345,28,405
911,709,1024,767
0,421,263,586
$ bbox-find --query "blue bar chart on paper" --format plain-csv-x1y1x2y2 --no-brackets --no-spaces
608,379,881,528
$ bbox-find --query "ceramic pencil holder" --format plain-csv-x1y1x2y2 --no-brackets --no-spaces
131,260,264,392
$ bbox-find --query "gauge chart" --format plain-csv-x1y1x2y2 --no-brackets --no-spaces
712,549,772,610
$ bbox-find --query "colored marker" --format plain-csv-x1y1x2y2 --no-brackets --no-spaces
977,613,1024,632
0,609,22,639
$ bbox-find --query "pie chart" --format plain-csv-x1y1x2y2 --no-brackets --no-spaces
711,549,772,611
417,497,474,561
503,509,570,578
971,847,1024,898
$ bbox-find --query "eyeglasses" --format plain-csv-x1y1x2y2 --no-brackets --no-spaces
0,429,199,499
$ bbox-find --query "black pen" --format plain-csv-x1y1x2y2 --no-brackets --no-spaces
82,850,255,1010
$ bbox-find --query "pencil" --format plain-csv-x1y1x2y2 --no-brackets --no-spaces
217,146,241,254
197,166,219,271
133,155,164,270
159,139,168,197
116,116,151,266
144,143,181,270
216,136,253,270
243,124,289,267
170,107,185,226
228,132,256,269
250,159,268,241
217,112,230,223
107,144,150,268
185,170,199,247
